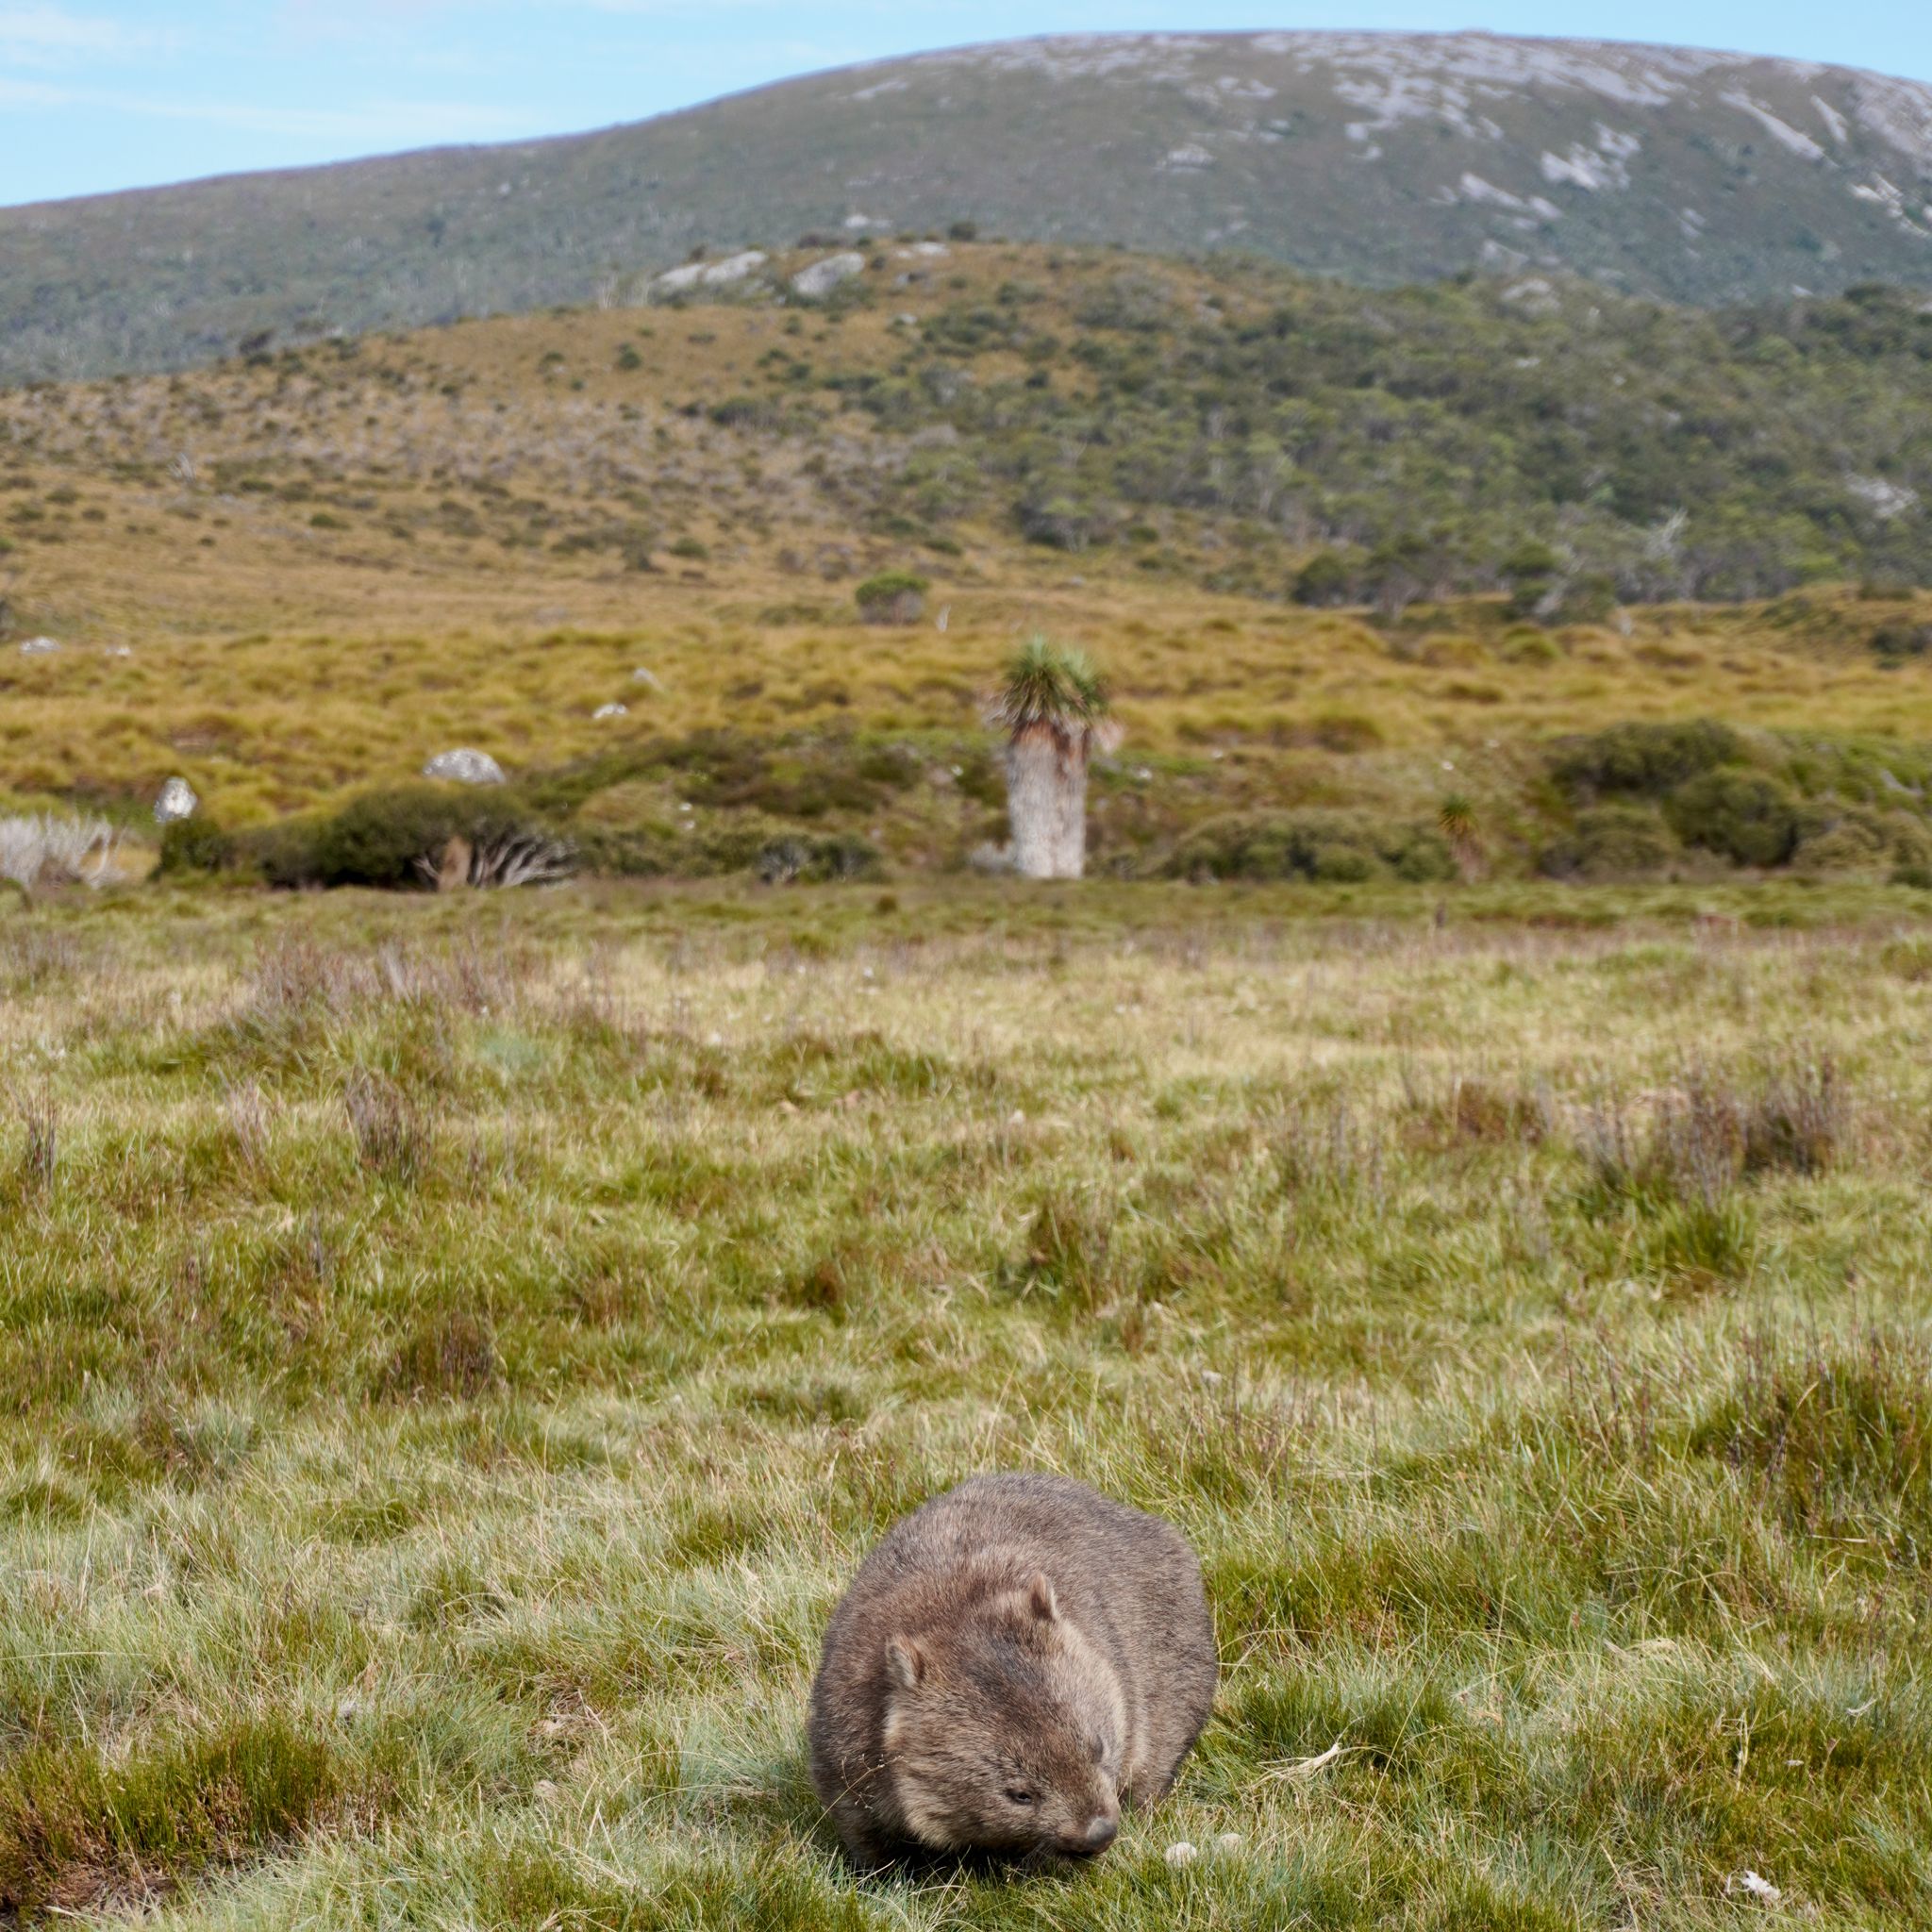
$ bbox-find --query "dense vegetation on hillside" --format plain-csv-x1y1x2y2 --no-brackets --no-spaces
805,262,1932,606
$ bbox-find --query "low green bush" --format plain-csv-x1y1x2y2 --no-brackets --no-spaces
1791,805,1932,876
853,570,929,625
155,818,235,876
1538,803,1679,880
237,786,566,891
1291,548,1358,608
1870,623,1932,662
1665,769,1802,868
1550,719,1743,799
755,833,882,884
1162,809,1455,884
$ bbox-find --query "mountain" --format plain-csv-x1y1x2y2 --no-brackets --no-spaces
4,30,1932,384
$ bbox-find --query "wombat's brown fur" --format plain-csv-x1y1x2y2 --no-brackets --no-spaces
807,1473,1217,1870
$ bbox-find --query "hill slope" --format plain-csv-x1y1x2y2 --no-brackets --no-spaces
2,239,1930,852
6,30,1932,383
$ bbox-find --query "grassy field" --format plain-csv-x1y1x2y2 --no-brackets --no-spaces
2,878,1929,1927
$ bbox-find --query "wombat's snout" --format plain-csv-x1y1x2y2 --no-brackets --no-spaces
1058,1812,1119,1857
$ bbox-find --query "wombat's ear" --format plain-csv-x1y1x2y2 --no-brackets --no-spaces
1024,1572,1058,1623
886,1635,927,1690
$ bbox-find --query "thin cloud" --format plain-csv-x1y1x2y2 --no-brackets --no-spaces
0,4,161,63
0,75,525,144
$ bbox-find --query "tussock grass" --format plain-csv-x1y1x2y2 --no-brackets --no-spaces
0,883,1929,1926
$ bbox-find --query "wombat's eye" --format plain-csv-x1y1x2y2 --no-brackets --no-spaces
1003,1786,1039,1807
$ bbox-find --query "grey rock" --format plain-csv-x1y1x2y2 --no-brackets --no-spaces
154,776,199,824
791,253,865,299
423,748,506,785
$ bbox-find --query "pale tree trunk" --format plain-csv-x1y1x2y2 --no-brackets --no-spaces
1007,725,1089,879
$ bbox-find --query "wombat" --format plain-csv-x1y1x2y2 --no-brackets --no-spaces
807,1473,1217,1870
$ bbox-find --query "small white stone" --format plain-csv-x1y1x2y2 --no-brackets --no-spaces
1215,1831,1244,1854
1008,1109,1026,1126
18,636,59,656
154,776,199,824
1164,1840,1199,1868
423,748,505,785
592,702,627,720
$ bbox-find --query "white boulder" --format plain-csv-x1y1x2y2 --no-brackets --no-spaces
593,702,628,720
154,776,199,824
18,637,59,656
423,748,506,786
791,253,865,300
652,250,768,295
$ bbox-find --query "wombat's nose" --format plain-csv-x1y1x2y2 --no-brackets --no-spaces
1083,1814,1118,1849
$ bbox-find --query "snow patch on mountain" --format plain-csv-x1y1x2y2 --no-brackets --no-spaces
1722,92,1827,159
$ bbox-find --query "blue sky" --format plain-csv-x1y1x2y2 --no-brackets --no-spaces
3,1,1928,209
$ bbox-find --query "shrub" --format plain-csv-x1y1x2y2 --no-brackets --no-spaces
156,817,234,876
1497,625,1561,664
853,570,929,625
1790,808,1896,875
1499,541,1561,618
1552,573,1620,625
1291,549,1357,607
243,787,569,891
1014,489,1118,552
1665,769,1801,867
755,833,882,884
1163,809,1455,884
1549,719,1743,798
1538,803,1679,880
1870,623,1932,662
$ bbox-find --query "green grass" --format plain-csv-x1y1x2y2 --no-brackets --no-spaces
2,878,1930,1927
